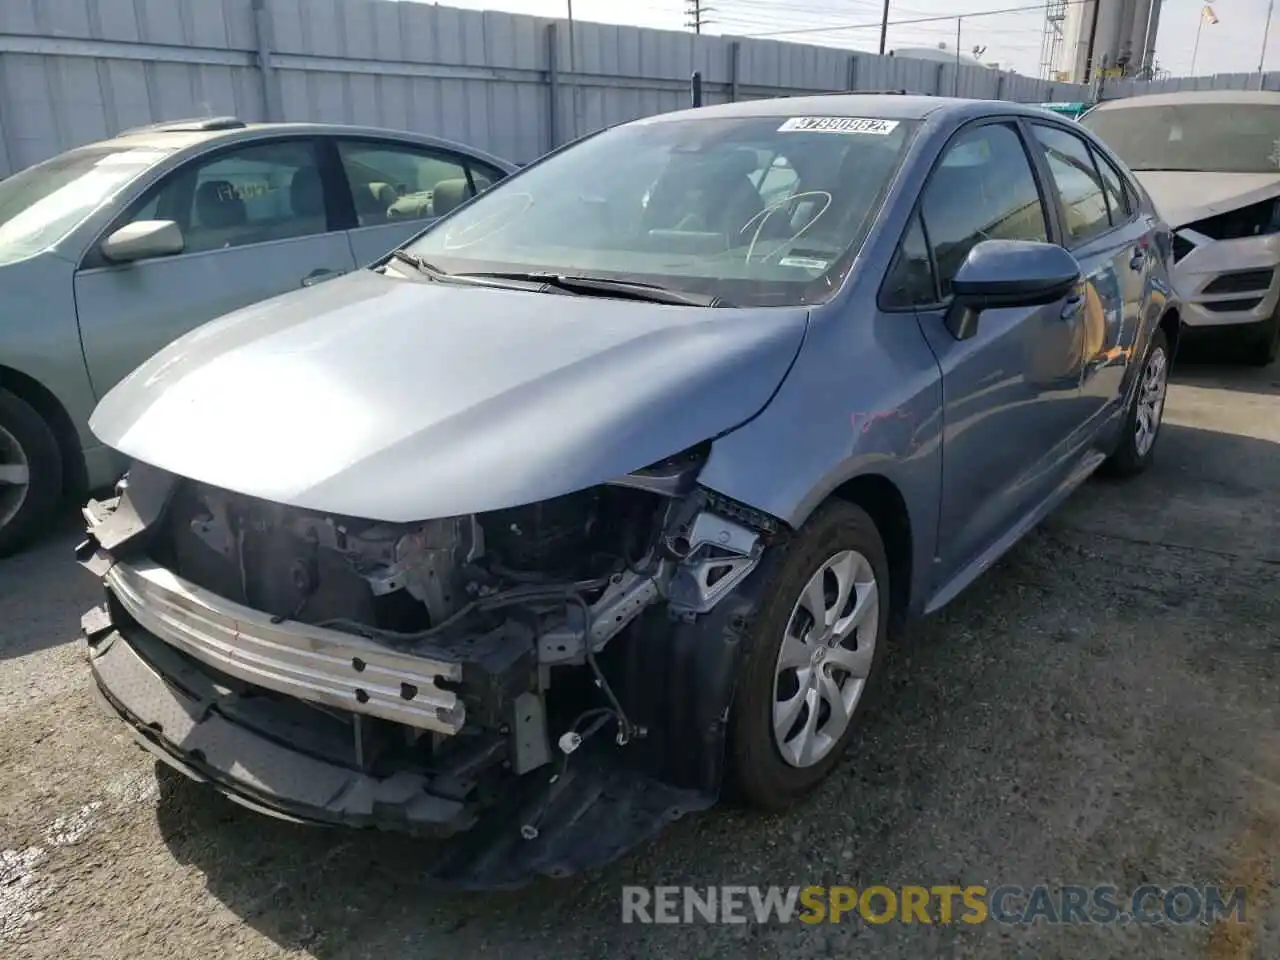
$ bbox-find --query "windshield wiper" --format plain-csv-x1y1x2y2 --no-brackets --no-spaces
386,249,452,280
454,271,730,307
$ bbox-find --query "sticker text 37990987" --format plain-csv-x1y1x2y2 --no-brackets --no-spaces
777,117,900,135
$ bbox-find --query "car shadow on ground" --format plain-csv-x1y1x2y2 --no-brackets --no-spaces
0,507,100,661
148,421,1279,958
1172,339,1280,397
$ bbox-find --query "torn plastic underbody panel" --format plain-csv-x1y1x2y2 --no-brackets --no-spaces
78,456,785,888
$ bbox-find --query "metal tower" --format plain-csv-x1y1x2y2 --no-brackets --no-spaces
1039,0,1070,79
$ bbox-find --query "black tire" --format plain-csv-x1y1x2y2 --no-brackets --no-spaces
727,500,891,810
1103,327,1170,478
1243,311,1280,367
0,388,63,558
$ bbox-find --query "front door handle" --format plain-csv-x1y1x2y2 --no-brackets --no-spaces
1129,246,1147,271
302,268,345,288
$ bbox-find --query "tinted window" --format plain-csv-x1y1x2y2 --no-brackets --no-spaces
404,115,919,308
130,139,329,254
1080,102,1280,173
920,123,1048,296
335,140,502,227
1092,148,1131,221
882,213,936,307
1032,124,1111,245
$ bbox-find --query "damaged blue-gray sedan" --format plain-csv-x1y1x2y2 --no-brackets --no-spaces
77,95,1181,887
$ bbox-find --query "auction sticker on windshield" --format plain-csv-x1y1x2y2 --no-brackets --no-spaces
778,117,899,135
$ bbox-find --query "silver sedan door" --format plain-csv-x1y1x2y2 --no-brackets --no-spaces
73,137,356,397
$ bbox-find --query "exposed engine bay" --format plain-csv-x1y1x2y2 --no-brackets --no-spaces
78,451,781,882
1172,195,1280,262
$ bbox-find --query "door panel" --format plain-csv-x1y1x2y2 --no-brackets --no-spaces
912,122,1089,580
74,137,357,397
921,299,1086,583
75,235,355,395
1029,123,1139,422
1091,148,1154,411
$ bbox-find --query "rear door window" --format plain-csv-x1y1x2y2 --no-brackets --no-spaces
1030,124,1112,244
334,140,505,226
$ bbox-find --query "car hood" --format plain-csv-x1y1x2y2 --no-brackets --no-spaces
90,270,808,521
1132,170,1280,229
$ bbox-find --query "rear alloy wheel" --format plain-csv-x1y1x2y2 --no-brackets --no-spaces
1103,327,1169,478
0,388,63,557
728,501,889,809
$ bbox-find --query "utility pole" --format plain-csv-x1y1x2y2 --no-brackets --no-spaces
1259,0,1275,78
685,0,712,34
566,1,580,139
954,17,961,96
878,0,890,54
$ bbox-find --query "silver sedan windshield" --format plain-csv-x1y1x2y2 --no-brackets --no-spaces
0,144,170,265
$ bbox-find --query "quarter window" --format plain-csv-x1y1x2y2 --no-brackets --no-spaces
920,123,1049,296
335,141,503,226
123,139,330,255
882,213,936,307
1031,125,1112,244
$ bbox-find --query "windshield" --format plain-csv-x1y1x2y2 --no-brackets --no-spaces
1080,103,1280,173
403,114,919,307
0,144,171,265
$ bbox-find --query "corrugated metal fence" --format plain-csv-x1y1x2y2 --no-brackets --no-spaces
0,0,1098,177
1101,70,1280,99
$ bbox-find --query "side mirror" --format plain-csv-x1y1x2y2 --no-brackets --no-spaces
101,220,184,264
945,239,1081,340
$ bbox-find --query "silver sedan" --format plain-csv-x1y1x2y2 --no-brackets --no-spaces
0,117,514,555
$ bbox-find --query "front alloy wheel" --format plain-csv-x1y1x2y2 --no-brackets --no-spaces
729,501,890,809
773,549,879,768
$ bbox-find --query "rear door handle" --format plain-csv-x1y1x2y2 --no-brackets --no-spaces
302,268,345,288
1129,246,1147,271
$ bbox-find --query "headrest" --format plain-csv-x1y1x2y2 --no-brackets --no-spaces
194,180,246,229
431,178,471,216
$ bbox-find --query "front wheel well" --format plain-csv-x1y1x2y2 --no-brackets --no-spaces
827,474,912,628
0,365,85,497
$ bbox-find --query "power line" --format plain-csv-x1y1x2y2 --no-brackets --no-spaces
734,0,1094,40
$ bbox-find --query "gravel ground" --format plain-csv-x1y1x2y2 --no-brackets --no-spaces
2,358,1277,960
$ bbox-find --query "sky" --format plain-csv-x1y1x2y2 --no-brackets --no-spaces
402,0,1280,79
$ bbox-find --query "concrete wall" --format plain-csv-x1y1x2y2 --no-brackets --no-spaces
0,0,1093,177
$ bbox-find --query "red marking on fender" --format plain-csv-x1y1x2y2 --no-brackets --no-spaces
851,409,911,436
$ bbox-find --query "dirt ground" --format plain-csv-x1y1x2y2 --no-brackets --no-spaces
1,356,1277,960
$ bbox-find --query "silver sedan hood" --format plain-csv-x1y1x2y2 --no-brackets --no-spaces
90,270,808,521
1133,170,1280,229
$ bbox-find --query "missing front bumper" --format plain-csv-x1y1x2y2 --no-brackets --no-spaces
85,619,709,887
100,554,466,734
86,620,475,832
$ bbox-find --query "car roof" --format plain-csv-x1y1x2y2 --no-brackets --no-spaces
78,120,517,171
639,93,1074,126
1089,89,1280,110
